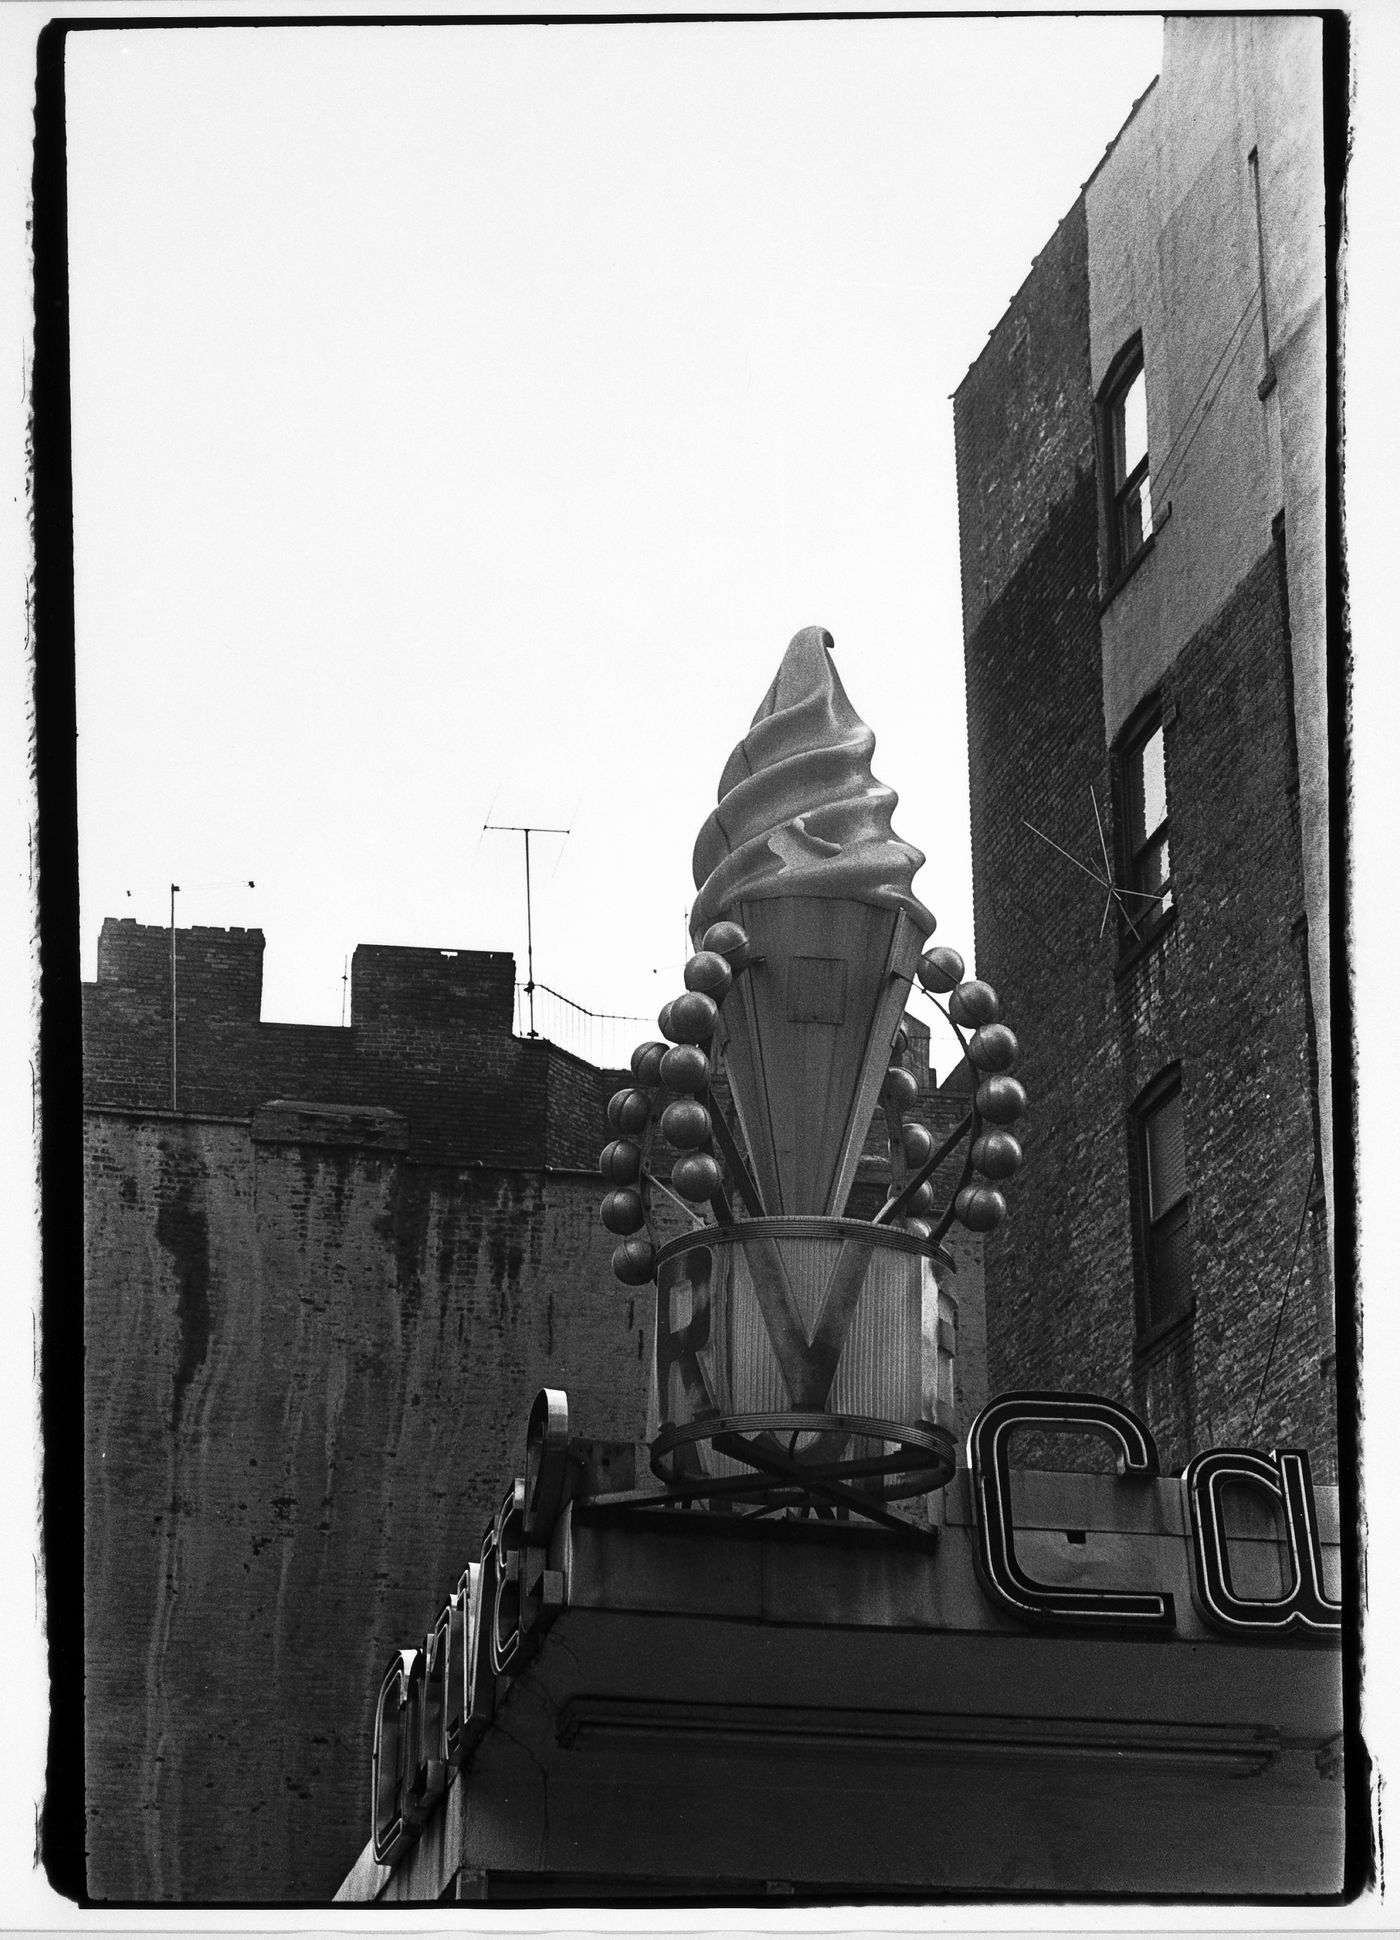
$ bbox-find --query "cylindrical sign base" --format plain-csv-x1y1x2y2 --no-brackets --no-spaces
649,1217,957,1503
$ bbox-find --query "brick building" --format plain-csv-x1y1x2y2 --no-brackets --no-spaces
82,920,654,1900
952,16,1335,1477
82,917,978,1901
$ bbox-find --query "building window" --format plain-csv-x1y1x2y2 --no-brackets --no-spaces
1134,1070,1191,1334
1102,338,1153,579
1117,711,1174,945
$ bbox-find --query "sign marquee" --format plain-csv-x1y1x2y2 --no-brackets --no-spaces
968,1391,1176,1631
367,1386,1342,1867
1183,1444,1342,1639
967,1390,1340,1639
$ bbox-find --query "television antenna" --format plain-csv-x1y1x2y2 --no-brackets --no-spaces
1021,787,1166,944
482,823,569,1037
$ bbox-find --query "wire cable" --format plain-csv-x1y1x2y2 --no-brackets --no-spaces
531,982,649,1024
1149,287,1264,511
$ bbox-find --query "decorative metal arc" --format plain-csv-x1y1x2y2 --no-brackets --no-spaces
651,1409,956,1506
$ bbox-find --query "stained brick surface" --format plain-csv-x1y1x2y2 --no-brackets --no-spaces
85,1119,649,1902
83,932,648,1901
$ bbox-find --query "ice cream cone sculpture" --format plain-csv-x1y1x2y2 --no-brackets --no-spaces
689,625,934,1217
595,625,1028,1515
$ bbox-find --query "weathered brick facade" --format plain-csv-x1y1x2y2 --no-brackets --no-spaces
953,60,1333,1482
83,926,649,1901
1121,549,1332,1467
86,921,621,1169
955,202,1128,1448
84,924,980,1901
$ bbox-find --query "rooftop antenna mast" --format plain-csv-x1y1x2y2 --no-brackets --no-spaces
170,883,179,1109
483,823,569,1037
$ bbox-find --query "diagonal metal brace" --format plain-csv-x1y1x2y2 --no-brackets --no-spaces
712,1432,939,1548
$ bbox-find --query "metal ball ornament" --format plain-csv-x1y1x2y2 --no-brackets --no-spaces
672,1152,722,1202
658,1000,678,1042
612,1236,658,1286
955,1185,1008,1232
683,951,733,1002
599,1139,642,1186
918,946,965,995
607,1087,653,1135
701,921,750,966
660,1044,710,1094
669,990,719,1044
892,1026,910,1059
630,1040,668,1086
948,979,1001,1029
975,1074,1028,1124
660,1098,712,1150
905,1217,932,1242
882,1065,919,1112
972,1130,1023,1180
905,1180,935,1215
902,1122,934,1169
967,1023,1019,1073
600,1188,645,1235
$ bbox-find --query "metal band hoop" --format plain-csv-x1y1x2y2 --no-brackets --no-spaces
652,1409,956,1503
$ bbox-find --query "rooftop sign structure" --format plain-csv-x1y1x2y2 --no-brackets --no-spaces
346,1384,1343,1902
601,625,1024,1524
338,627,1345,1904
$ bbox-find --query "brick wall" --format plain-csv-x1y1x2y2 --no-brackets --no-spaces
97,918,265,1019
81,931,643,1899
955,199,1097,639
954,195,1332,1480
1119,551,1332,1470
83,924,614,1169
85,1116,650,1903
349,942,515,1028
955,200,1131,1442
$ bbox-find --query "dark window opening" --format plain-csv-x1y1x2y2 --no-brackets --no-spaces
1134,1071,1191,1334
1116,711,1174,949
1102,338,1153,580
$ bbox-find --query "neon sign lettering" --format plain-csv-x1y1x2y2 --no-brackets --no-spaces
1184,1444,1342,1639
968,1390,1175,1631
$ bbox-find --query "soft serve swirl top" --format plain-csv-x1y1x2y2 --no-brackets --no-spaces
690,626,935,940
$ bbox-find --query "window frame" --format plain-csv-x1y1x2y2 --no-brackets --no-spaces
1131,1066,1193,1343
1112,702,1176,959
1099,335,1153,586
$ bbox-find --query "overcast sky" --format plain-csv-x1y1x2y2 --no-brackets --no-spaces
64,14,1163,1069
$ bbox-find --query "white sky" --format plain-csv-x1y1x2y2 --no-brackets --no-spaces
64,14,1164,1065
